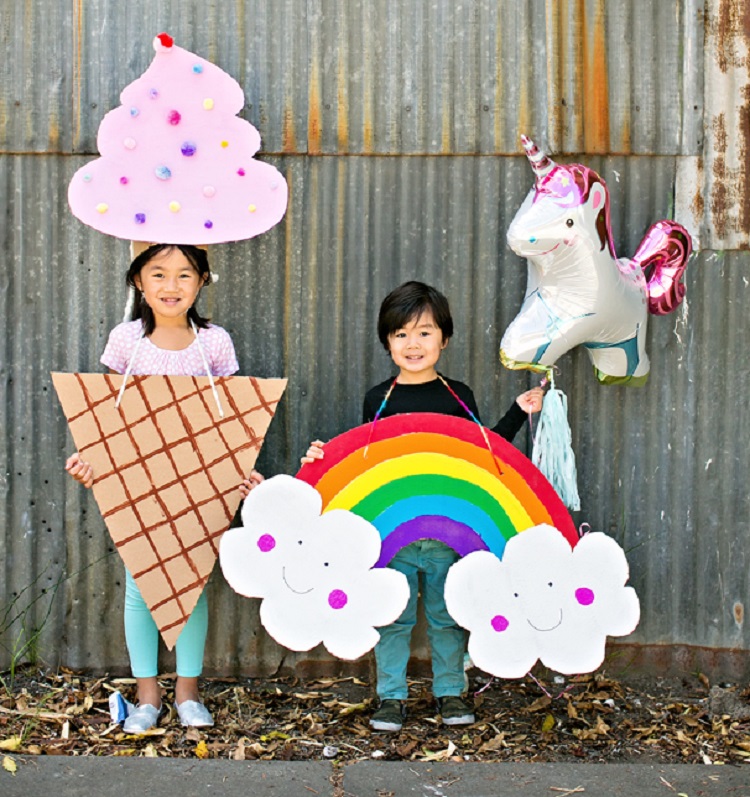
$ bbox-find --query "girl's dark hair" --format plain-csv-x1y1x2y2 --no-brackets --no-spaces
377,281,454,351
126,244,211,336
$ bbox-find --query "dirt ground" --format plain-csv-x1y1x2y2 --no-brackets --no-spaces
1,664,750,767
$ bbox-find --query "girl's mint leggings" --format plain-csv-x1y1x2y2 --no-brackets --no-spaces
124,571,208,678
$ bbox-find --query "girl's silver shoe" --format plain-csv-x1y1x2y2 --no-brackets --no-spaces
176,700,214,728
122,703,161,734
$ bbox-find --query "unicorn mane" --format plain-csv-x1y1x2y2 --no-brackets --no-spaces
536,163,616,258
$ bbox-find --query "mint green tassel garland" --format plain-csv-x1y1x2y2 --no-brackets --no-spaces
531,378,580,511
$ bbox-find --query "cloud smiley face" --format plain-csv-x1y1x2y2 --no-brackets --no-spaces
444,524,640,678
219,475,409,660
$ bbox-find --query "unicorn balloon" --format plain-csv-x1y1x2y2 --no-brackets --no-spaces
501,136,692,385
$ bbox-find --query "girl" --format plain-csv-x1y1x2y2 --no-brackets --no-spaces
66,243,262,733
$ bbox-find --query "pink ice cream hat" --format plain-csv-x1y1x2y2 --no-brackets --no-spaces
68,33,288,244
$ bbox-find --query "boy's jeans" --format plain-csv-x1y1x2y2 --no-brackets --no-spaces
375,539,467,700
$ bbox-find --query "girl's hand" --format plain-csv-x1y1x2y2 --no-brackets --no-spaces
65,452,94,489
239,470,264,499
516,387,545,414
300,440,325,466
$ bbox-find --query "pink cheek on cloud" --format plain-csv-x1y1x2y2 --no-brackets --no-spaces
575,587,595,606
257,534,276,553
491,615,509,633
328,590,348,610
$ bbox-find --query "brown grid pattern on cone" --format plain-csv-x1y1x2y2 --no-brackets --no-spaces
66,373,280,643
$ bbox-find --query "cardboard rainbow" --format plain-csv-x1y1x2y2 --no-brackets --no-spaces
231,412,639,675
296,413,579,563
68,32,287,244
54,373,287,649
501,135,692,385
220,476,410,660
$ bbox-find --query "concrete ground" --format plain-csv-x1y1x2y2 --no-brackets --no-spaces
2,758,749,797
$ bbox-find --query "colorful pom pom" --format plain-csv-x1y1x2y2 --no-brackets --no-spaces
96,203,109,214
169,201,181,212
154,33,174,50
134,213,146,224
248,204,257,213
130,107,140,118
119,176,129,185
181,142,197,157
192,64,204,74
203,185,216,197
203,98,214,110
149,88,159,100
82,173,93,183
155,166,172,180
123,138,137,150
204,220,213,229
220,140,229,148
237,168,246,177
167,110,181,126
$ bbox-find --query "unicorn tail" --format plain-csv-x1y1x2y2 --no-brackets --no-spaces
632,220,693,316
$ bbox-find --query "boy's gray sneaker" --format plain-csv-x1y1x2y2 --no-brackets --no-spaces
369,699,405,732
437,695,475,726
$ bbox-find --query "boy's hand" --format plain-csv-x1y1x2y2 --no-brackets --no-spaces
239,470,264,499
65,452,94,489
300,440,325,466
516,387,545,414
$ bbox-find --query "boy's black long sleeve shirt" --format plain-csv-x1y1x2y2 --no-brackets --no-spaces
362,374,527,442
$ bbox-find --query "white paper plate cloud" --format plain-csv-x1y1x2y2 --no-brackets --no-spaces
444,524,640,678
219,475,409,659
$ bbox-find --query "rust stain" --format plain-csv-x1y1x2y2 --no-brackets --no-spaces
48,113,60,150
281,102,297,154
307,61,322,155
733,602,744,626
710,98,750,244
712,0,750,74
691,156,706,220
441,93,452,154
740,83,750,233
337,52,349,152
72,0,83,148
711,113,729,239
582,0,610,153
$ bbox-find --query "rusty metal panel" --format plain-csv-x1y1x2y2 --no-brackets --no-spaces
1,0,701,156
1,0,749,678
4,151,749,677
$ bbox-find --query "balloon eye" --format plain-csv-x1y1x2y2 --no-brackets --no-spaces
297,540,303,545
514,593,519,598
548,582,553,587
324,562,329,567
565,218,574,228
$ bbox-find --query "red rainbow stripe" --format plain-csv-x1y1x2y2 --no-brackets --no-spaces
297,413,577,548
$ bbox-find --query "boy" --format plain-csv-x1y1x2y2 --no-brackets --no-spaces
303,281,543,731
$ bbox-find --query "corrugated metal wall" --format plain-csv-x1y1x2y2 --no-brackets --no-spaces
2,0,748,678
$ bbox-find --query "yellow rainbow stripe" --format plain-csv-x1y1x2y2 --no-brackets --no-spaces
325,451,534,530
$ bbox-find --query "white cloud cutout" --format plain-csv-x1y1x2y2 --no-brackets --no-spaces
219,475,409,660
444,525,640,678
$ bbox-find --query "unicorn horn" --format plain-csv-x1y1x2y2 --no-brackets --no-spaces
521,135,555,182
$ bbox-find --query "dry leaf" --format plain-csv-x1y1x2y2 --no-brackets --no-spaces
2,756,17,775
195,740,209,759
0,737,22,752
143,743,158,758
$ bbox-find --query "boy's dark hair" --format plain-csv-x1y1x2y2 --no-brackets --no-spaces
377,281,454,351
126,244,211,336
